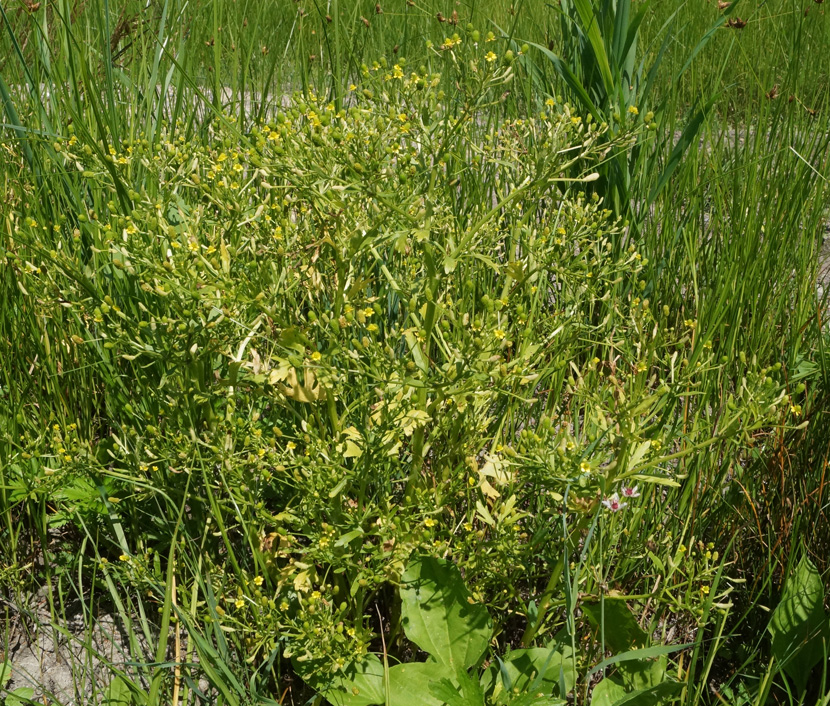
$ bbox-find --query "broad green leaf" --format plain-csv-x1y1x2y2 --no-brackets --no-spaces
299,655,386,706
591,677,680,706
591,677,628,706
104,676,134,705
768,555,828,693
616,656,667,690
400,555,493,670
481,647,575,703
6,687,36,706
582,601,648,653
387,662,458,706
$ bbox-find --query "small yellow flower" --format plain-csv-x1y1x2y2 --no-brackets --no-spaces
579,461,590,473
485,51,497,63
424,517,436,528
119,554,129,562
311,351,322,361
545,98,556,107
493,329,506,340
235,598,245,609
628,105,639,115
253,576,264,586
700,585,710,595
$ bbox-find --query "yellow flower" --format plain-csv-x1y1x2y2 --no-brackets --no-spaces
253,576,264,586
545,98,555,107
628,105,639,115
493,329,505,340
485,51,497,63
311,351,322,361
235,598,245,609
424,517,436,528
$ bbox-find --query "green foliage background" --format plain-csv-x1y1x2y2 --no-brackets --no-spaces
1,0,830,704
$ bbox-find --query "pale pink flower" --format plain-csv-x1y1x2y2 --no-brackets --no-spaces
602,493,627,512
621,485,640,498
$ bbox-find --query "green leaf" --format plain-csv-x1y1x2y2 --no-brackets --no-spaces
299,655,386,706
589,643,693,679
387,662,458,706
0,661,11,689
6,687,36,706
104,676,134,705
481,647,576,703
591,678,628,706
569,0,615,99
582,601,648,653
429,670,485,706
335,528,365,547
400,555,493,670
615,656,667,690
591,679,681,706
647,97,716,205
768,555,828,693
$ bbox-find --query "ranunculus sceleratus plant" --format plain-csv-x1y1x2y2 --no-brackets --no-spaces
4,32,797,700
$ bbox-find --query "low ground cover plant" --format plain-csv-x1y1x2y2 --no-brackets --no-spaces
2,2,830,705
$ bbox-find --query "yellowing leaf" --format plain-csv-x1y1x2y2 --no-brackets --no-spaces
220,238,230,275
343,440,362,459
293,569,313,593
281,368,326,403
